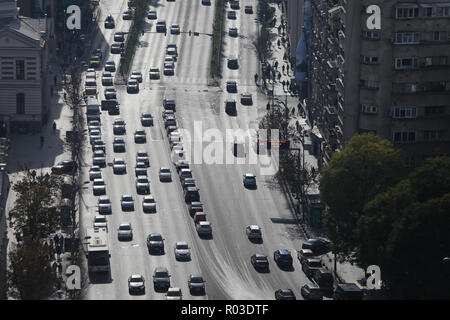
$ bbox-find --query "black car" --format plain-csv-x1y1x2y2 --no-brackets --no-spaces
313,268,334,297
163,98,176,111
274,249,293,267
188,274,206,294
226,80,237,93
251,254,269,270
184,187,200,203
301,283,323,300
301,258,323,278
188,202,203,216
153,267,171,291
141,113,153,126
51,160,78,175
156,20,167,32
275,289,296,300
147,233,165,254
104,15,115,28
302,238,331,255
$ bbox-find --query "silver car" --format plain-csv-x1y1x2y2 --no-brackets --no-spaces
174,241,191,261
135,162,147,177
93,215,107,229
118,223,133,241
127,79,139,93
89,165,102,181
121,195,134,211
134,130,147,143
136,176,150,194
92,150,106,167
98,195,111,214
113,158,126,174
93,178,106,196
142,195,156,213
136,150,149,167
128,274,145,294
130,71,143,83
159,167,172,182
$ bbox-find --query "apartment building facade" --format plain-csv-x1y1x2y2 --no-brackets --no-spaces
0,0,53,134
308,0,450,167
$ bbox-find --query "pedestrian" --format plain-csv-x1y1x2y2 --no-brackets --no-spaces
286,80,290,90
40,135,44,148
292,107,295,115
278,25,282,34
283,52,288,61
274,61,278,69
282,65,285,74
277,72,281,81
277,39,281,47
266,102,270,110
282,80,286,88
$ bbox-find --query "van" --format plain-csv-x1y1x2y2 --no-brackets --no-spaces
333,283,363,300
313,268,334,297
225,100,236,114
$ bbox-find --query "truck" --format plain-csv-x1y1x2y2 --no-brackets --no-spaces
86,96,101,122
86,227,110,273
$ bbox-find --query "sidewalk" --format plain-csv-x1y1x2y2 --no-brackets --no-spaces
263,1,367,287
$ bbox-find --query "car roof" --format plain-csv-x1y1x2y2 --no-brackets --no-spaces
144,195,154,200
254,254,267,258
130,274,143,279
278,249,291,255
154,267,168,273
245,173,255,177
248,225,260,230
119,223,131,227
176,241,188,246
199,221,210,226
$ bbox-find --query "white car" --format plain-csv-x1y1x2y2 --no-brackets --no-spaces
148,10,157,19
127,79,139,93
130,71,143,83
101,72,114,86
166,47,177,60
113,158,126,174
159,167,172,182
170,24,180,34
94,215,107,229
149,67,160,79
174,241,191,261
104,61,116,72
166,287,182,300
163,63,174,76
246,225,262,240
164,56,175,66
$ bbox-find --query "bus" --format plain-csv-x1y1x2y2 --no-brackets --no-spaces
86,227,110,273
85,96,101,122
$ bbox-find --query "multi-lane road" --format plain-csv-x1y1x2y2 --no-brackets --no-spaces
80,0,311,300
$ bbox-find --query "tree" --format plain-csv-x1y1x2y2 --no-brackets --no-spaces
319,133,406,258
8,169,63,242
356,157,450,299
7,240,58,300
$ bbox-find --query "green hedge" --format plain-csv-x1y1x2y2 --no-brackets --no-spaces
210,0,225,78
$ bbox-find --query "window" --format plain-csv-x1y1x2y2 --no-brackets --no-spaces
15,60,25,80
429,31,449,41
394,57,419,69
424,106,445,116
361,56,379,64
393,131,416,143
394,32,420,44
421,56,448,67
422,81,447,92
396,7,419,19
361,104,378,114
423,130,444,141
16,93,25,114
392,83,419,93
360,80,379,89
362,30,380,40
392,107,417,119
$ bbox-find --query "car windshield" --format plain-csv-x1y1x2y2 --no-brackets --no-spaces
144,198,154,203
94,180,104,185
95,217,106,222
176,243,188,249
137,151,148,157
155,271,168,277
122,196,133,201
130,277,142,283
115,160,125,165
136,163,146,168
149,235,162,241
167,291,180,296
90,167,100,172
138,178,148,183
257,256,267,261
191,276,203,283
160,168,170,173
136,131,145,135
119,225,131,230
99,198,109,204
114,120,125,125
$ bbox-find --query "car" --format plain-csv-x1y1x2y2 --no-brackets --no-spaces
333,283,364,300
166,125,177,135
93,49,102,60
104,88,116,100
85,77,97,88
227,55,239,69
156,20,167,32
93,178,106,195
246,225,262,241
164,56,175,66
163,64,174,76
148,10,157,19
230,0,239,10
166,287,182,300
226,80,237,92
225,99,237,114
274,249,293,267
201,0,211,4
134,130,147,143
301,258,323,278
118,223,133,241
104,15,115,28
108,102,120,115
297,249,315,264
163,98,176,111
123,9,133,20
193,212,206,224
302,238,331,255
228,27,238,37
251,254,269,270
112,158,126,174
172,144,183,152
52,160,78,175
174,241,191,261
136,176,150,194
188,202,203,215
301,283,323,300
149,67,160,79
127,79,139,93
153,267,170,291
92,150,106,167
159,167,172,182
243,173,256,188
172,149,185,163
196,221,212,237
121,195,134,211
313,268,334,296
89,132,101,146
227,10,237,19
240,93,253,105
188,274,205,294
141,113,153,126
113,137,126,153
147,233,165,254
179,168,192,181
110,43,122,54
92,140,106,154
182,177,196,190
244,5,253,14
135,162,147,176
142,195,156,213
275,289,296,300
89,56,100,68
86,71,96,80
98,196,112,214
128,274,145,295
170,24,180,34
164,116,177,128
175,159,189,172
166,47,177,60
101,72,113,86
167,43,178,55
113,118,126,135
136,150,149,167
93,215,107,229
114,32,125,42
130,71,142,83
89,166,102,181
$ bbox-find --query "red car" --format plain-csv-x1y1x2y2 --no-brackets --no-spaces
194,212,206,224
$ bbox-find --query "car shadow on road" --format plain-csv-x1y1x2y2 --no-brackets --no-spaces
276,264,295,272
88,271,113,284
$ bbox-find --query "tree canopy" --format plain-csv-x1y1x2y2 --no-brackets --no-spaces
319,133,406,257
